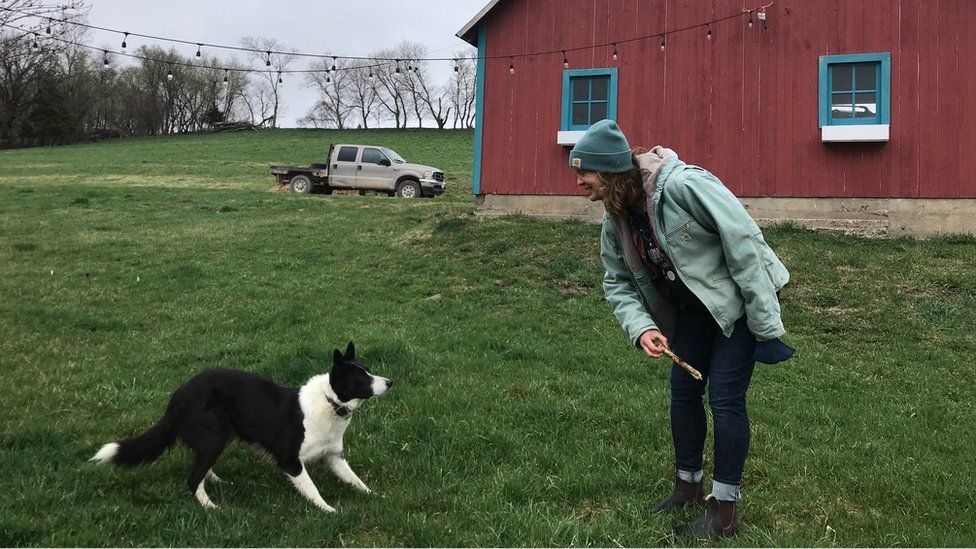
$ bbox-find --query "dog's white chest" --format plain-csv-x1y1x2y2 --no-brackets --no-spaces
299,418,348,461
297,377,352,462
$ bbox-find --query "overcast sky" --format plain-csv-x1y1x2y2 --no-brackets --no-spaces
84,0,485,127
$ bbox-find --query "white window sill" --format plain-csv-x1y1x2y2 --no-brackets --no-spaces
557,130,587,146
821,124,889,142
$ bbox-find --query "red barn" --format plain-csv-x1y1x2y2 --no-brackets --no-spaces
457,0,976,237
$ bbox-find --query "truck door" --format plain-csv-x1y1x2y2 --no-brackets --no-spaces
358,147,394,190
330,145,360,187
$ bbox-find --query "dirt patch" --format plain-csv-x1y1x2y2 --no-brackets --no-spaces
556,282,589,296
268,184,359,196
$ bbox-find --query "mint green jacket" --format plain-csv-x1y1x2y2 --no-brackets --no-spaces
600,147,790,345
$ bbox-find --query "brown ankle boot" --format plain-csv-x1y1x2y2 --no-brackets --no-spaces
647,476,705,514
676,495,740,538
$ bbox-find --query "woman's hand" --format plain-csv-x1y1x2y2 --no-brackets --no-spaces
638,329,668,358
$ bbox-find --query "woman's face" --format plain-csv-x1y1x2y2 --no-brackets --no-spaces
575,169,606,202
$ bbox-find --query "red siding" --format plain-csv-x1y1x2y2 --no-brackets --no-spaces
475,0,976,198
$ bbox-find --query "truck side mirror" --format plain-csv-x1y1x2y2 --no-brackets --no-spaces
379,159,391,167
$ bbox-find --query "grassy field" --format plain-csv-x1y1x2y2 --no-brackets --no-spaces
1,129,974,547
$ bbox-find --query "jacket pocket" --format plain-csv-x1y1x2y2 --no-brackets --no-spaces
665,217,694,238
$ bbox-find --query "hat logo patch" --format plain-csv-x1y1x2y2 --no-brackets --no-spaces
572,158,581,168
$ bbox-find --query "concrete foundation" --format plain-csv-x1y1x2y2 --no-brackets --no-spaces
475,194,976,238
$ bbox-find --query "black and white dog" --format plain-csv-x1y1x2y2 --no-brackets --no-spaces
90,342,392,512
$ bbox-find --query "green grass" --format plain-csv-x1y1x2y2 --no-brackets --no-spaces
1,129,974,547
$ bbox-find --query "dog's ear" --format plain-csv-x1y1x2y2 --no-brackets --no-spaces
332,348,344,368
344,340,355,360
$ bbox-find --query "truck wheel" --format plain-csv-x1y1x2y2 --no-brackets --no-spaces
290,175,312,194
395,179,421,199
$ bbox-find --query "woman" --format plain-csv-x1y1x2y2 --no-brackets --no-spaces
570,119,795,538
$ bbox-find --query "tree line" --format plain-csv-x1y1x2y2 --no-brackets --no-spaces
0,1,477,149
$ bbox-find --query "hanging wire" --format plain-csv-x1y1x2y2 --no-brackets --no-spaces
0,2,773,65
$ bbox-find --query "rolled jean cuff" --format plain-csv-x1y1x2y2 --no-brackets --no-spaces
711,479,741,502
677,469,703,483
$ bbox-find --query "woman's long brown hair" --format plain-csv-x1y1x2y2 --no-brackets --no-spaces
599,147,649,216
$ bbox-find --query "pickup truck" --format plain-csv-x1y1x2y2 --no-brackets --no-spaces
270,144,446,198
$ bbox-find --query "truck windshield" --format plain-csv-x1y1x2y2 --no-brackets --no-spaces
382,148,406,164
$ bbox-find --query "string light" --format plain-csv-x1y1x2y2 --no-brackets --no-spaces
0,2,772,78
222,68,228,83
277,71,282,84
166,66,173,80
0,1,774,72
102,50,109,67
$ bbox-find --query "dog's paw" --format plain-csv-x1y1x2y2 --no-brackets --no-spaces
318,502,337,513
355,482,371,494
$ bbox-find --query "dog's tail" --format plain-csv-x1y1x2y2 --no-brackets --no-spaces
90,409,178,467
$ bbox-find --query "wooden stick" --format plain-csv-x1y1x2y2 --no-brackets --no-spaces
661,347,703,380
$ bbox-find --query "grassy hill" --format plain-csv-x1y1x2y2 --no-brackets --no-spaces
0,129,974,546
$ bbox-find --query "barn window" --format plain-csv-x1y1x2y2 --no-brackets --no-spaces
558,68,618,144
818,52,890,142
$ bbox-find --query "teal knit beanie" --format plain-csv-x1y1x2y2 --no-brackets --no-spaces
569,119,633,173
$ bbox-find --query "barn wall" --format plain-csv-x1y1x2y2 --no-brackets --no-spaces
475,0,976,199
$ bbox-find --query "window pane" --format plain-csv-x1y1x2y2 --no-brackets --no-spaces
831,92,854,118
854,64,877,91
854,92,877,118
831,65,852,91
572,103,589,125
590,76,609,101
337,146,358,162
590,101,608,122
572,78,589,101
361,148,385,165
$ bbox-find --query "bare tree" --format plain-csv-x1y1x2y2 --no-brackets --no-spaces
369,47,409,129
0,0,86,28
239,36,297,128
345,60,379,129
405,57,453,129
303,55,353,129
448,49,477,129
0,0,87,147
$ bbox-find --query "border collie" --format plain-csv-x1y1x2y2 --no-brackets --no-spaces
90,341,392,512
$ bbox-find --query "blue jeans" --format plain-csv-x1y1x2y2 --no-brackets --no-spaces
669,306,756,488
